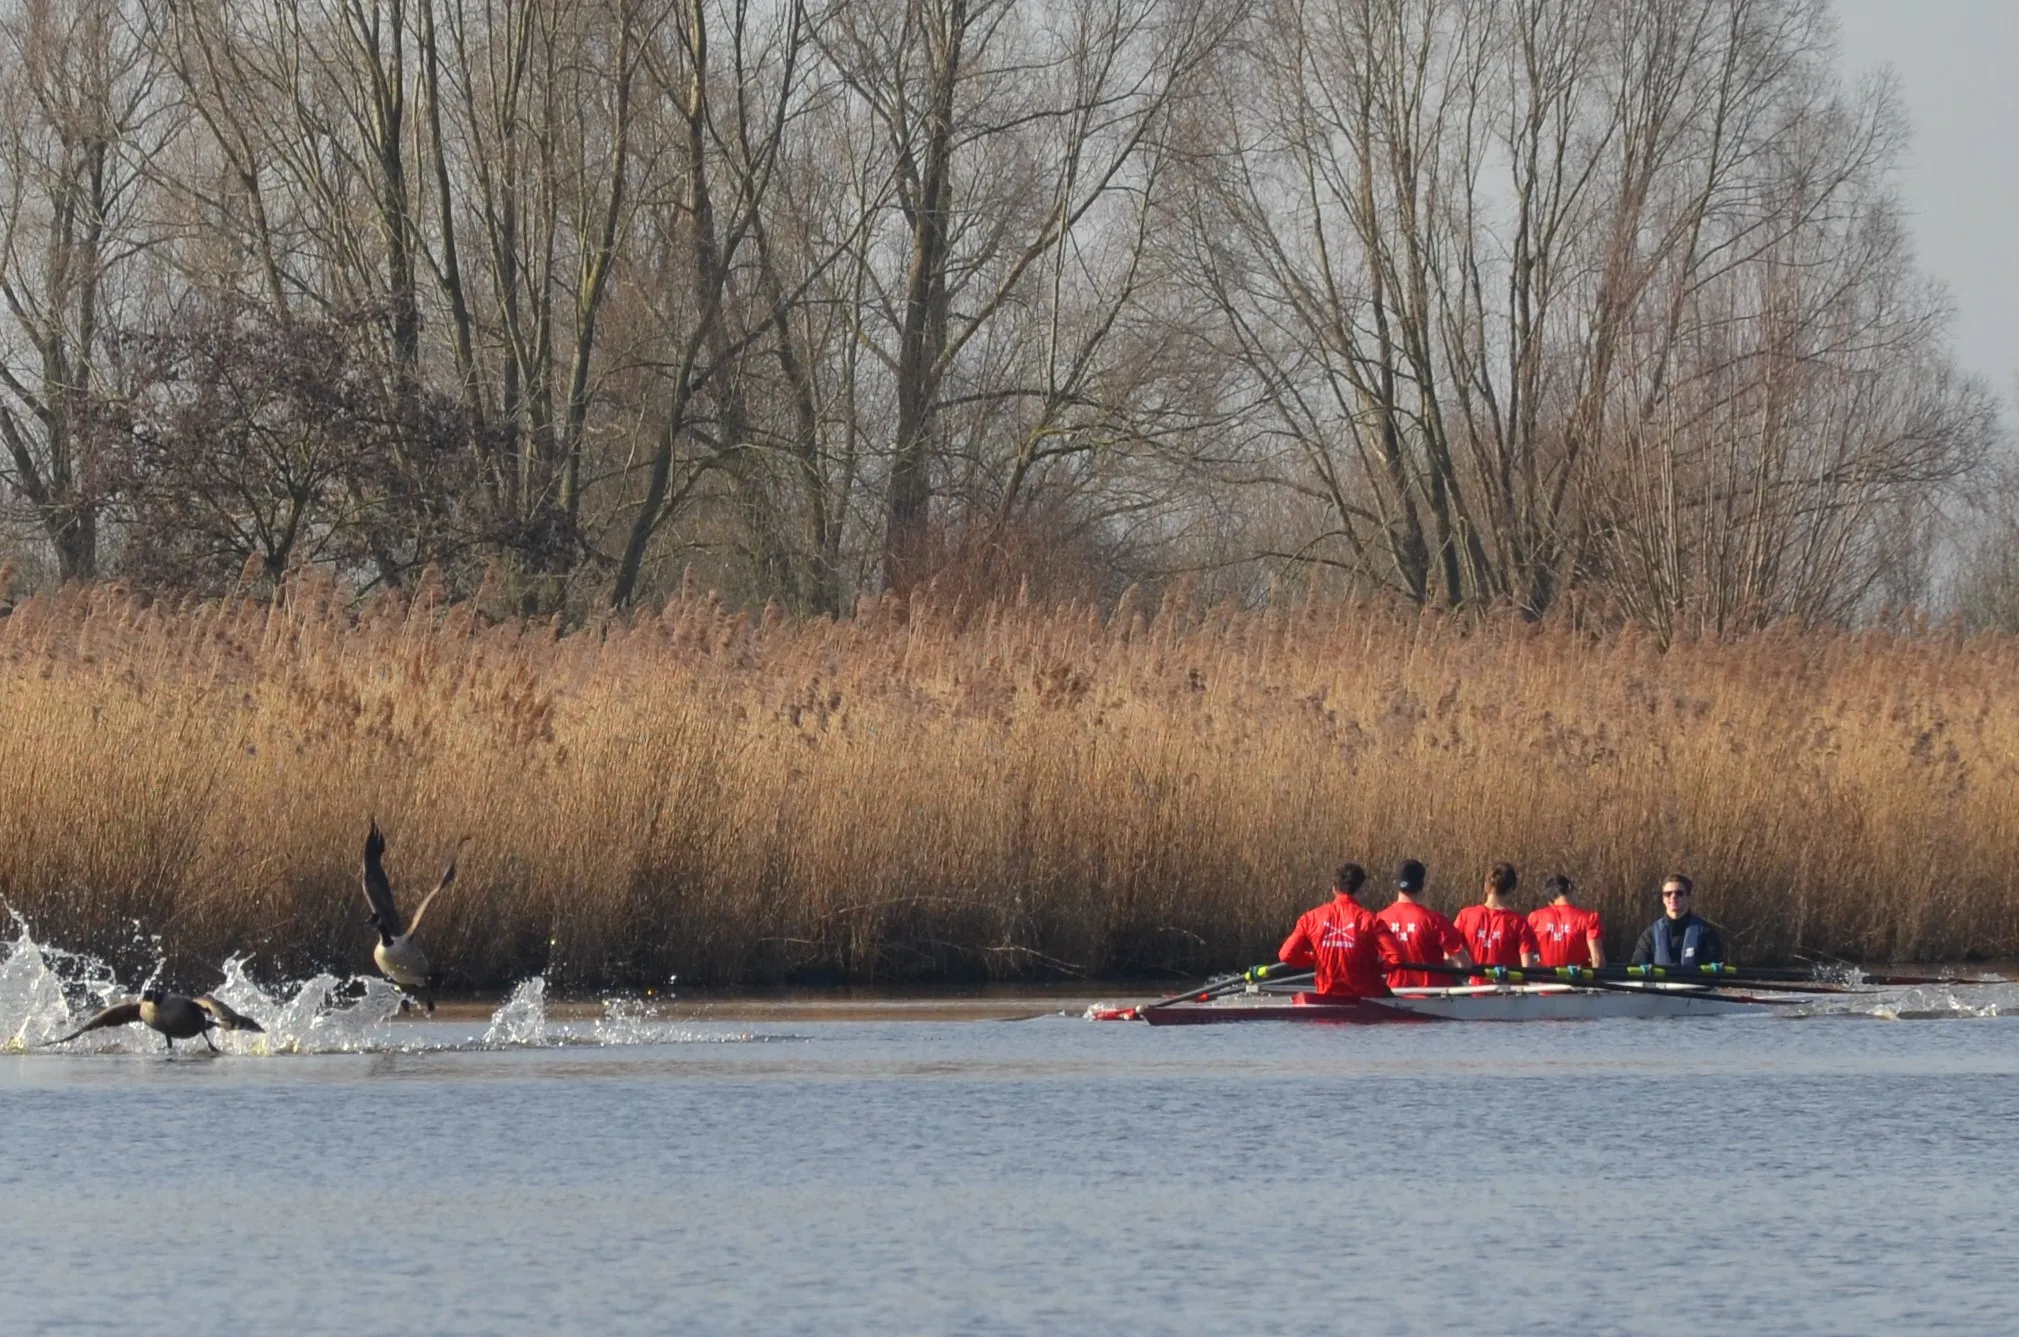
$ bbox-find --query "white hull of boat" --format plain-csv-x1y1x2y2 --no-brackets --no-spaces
1131,982,1794,1024
1384,982,1773,1020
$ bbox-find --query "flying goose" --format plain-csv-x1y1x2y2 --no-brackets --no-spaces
44,986,264,1052
361,819,468,1014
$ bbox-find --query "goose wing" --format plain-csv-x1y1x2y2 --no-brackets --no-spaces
193,995,264,1033
43,1002,142,1046
403,836,469,939
361,819,401,930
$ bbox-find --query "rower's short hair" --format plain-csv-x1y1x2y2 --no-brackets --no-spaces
1544,874,1573,900
1335,862,1367,893
1487,862,1518,895
1662,872,1694,895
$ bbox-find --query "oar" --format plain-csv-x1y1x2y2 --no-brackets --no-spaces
1606,964,1886,992
1391,961,1709,996
1616,962,2008,987
1575,964,1856,995
1793,965,2011,988
1143,961,1314,1008
1096,962,1315,1020
1391,961,1846,996
1459,961,1858,991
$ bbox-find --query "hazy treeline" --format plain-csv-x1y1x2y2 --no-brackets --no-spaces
0,0,2000,628
3,578,2014,988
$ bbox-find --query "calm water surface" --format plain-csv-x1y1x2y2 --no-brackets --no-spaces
4,999,2017,1335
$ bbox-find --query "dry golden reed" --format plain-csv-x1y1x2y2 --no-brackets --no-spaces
2,576,2015,990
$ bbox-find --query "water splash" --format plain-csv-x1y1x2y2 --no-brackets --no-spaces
3,920,412,1056
209,956,407,1054
588,996,763,1045
1,925,76,1050
7,923,792,1055
483,977,549,1046
591,996,653,1044
478,989,778,1047
1,917,129,1051
1794,982,2012,1021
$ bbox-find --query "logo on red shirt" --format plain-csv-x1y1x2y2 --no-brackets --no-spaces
1320,923,1360,950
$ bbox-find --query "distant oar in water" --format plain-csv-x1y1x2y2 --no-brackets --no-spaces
1397,961,1849,995
43,986,263,1052
1567,962,1990,990
361,819,469,1015
1675,962,2009,988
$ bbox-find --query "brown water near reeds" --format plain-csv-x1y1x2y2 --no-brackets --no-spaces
3,580,2016,990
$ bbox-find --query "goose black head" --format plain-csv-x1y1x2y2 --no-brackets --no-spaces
140,986,165,1004
371,916,397,947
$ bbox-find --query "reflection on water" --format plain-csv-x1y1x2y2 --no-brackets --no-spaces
5,923,2019,1336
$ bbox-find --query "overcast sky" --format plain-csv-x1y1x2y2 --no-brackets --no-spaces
1832,0,2019,399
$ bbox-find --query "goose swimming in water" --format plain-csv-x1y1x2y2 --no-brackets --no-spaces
362,819,468,1014
44,986,264,1052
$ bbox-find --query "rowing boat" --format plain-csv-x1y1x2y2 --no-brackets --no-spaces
1129,982,1792,1025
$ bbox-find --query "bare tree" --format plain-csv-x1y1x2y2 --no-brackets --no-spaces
605,0,812,606
424,0,655,607
0,0,1988,626
1190,0,1989,631
813,0,1230,595
0,0,167,580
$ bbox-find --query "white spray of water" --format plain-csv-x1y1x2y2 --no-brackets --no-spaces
1796,982,2011,1021
8,922,790,1053
1,926,76,1050
209,956,408,1054
1,917,131,1051
483,976,550,1046
588,997,760,1045
3,919,411,1055
471,987,778,1047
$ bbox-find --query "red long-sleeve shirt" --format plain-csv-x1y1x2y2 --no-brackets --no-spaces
1378,899,1467,989
1279,895,1404,998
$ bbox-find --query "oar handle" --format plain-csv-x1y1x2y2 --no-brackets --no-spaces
1620,963,1745,980
1242,962,1312,985
1465,964,1652,991
1395,961,1599,985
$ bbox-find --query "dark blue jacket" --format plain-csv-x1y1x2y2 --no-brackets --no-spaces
1630,913,1723,966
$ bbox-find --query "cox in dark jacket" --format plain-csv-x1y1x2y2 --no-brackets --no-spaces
1629,873,1723,966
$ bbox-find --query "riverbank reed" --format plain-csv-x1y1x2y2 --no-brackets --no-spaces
2,578,2014,988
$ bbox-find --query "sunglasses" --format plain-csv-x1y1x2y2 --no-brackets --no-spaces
1662,888,1691,898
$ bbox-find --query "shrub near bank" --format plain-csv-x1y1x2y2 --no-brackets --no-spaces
1,579,2014,989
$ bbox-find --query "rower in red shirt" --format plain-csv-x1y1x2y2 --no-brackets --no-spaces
1452,862,1540,979
1278,862,1405,999
1377,858,1470,989
1527,873,1605,968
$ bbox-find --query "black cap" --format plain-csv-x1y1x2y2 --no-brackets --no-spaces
1397,859,1426,892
